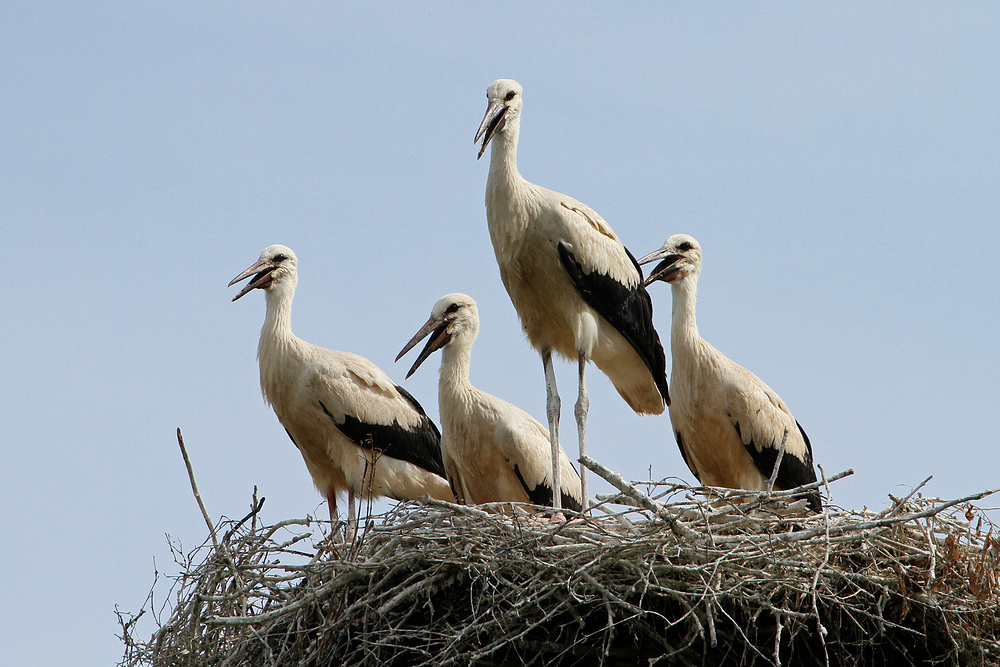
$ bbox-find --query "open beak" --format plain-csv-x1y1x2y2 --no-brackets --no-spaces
396,316,452,379
229,259,276,301
637,248,683,287
475,99,507,159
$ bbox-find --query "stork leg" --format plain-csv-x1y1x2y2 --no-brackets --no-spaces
347,489,358,542
327,489,338,524
541,345,562,511
327,489,345,544
575,350,589,512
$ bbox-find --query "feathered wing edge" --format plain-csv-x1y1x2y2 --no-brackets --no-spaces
558,241,670,407
316,382,448,480
735,420,821,513
512,463,583,512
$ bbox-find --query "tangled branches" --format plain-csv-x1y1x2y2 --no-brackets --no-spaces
120,472,1000,667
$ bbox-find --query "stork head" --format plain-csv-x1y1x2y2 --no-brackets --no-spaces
396,293,479,378
475,79,523,159
637,234,702,287
229,244,298,301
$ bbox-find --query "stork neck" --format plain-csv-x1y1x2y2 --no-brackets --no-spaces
487,123,522,191
260,287,296,349
255,286,300,408
437,334,476,403
670,276,701,349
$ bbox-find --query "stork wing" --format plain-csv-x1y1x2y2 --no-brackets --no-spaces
552,197,633,283
672,430,698,482
726,367,819,511
441,451,466,504
306,351,447,479
557,239,670,406
493,408,583,512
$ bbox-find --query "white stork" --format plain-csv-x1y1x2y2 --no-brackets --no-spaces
229,245,454,534
637,234,821,512
475,78,669,509
396,293,583,511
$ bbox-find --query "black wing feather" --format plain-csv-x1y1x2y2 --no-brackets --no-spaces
558,242,669,406
674,430,698,481
318,392,447,480
512,464,583,512
735,421,821,513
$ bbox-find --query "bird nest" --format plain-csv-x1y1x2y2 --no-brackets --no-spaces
118,460,1000,667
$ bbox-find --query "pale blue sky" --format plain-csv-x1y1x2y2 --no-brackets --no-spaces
2,3,998,665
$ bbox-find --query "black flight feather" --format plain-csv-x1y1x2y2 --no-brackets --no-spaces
557,241,670,406
735,421,821,513
674,430,698,481
512,464,583,512
318,395,447,480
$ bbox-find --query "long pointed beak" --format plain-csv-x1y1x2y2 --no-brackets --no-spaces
475,100,507,160
636,246,671,266
396,316,452,379
229,259,276,301
636,248,683,287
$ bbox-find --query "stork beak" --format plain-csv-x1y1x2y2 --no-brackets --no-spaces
475,100,507,159
637,249,683,287
229,259,276,301
396,316,452,379
636,246,670,267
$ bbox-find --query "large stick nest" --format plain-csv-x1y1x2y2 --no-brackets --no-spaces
119,465,1000,667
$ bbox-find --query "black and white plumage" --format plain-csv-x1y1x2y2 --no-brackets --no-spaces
476,78,669,509
229,245,454,531
638,234,821,512
397,293,583,511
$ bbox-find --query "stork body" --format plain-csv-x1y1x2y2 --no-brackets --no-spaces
397,294,583,511
476,79,669,508
638,235,821,512
230,246,453,533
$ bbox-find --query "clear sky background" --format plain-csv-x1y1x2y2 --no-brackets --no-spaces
2,3,998,665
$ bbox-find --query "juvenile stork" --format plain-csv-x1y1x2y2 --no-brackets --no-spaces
476,78,669,509
638,234,821,512
396,293,583,511
229,245,453,534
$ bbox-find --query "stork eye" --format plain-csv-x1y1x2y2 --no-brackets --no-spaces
273,253,287,263
677,242,693,252
505,90,516,101
445,303,460,315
